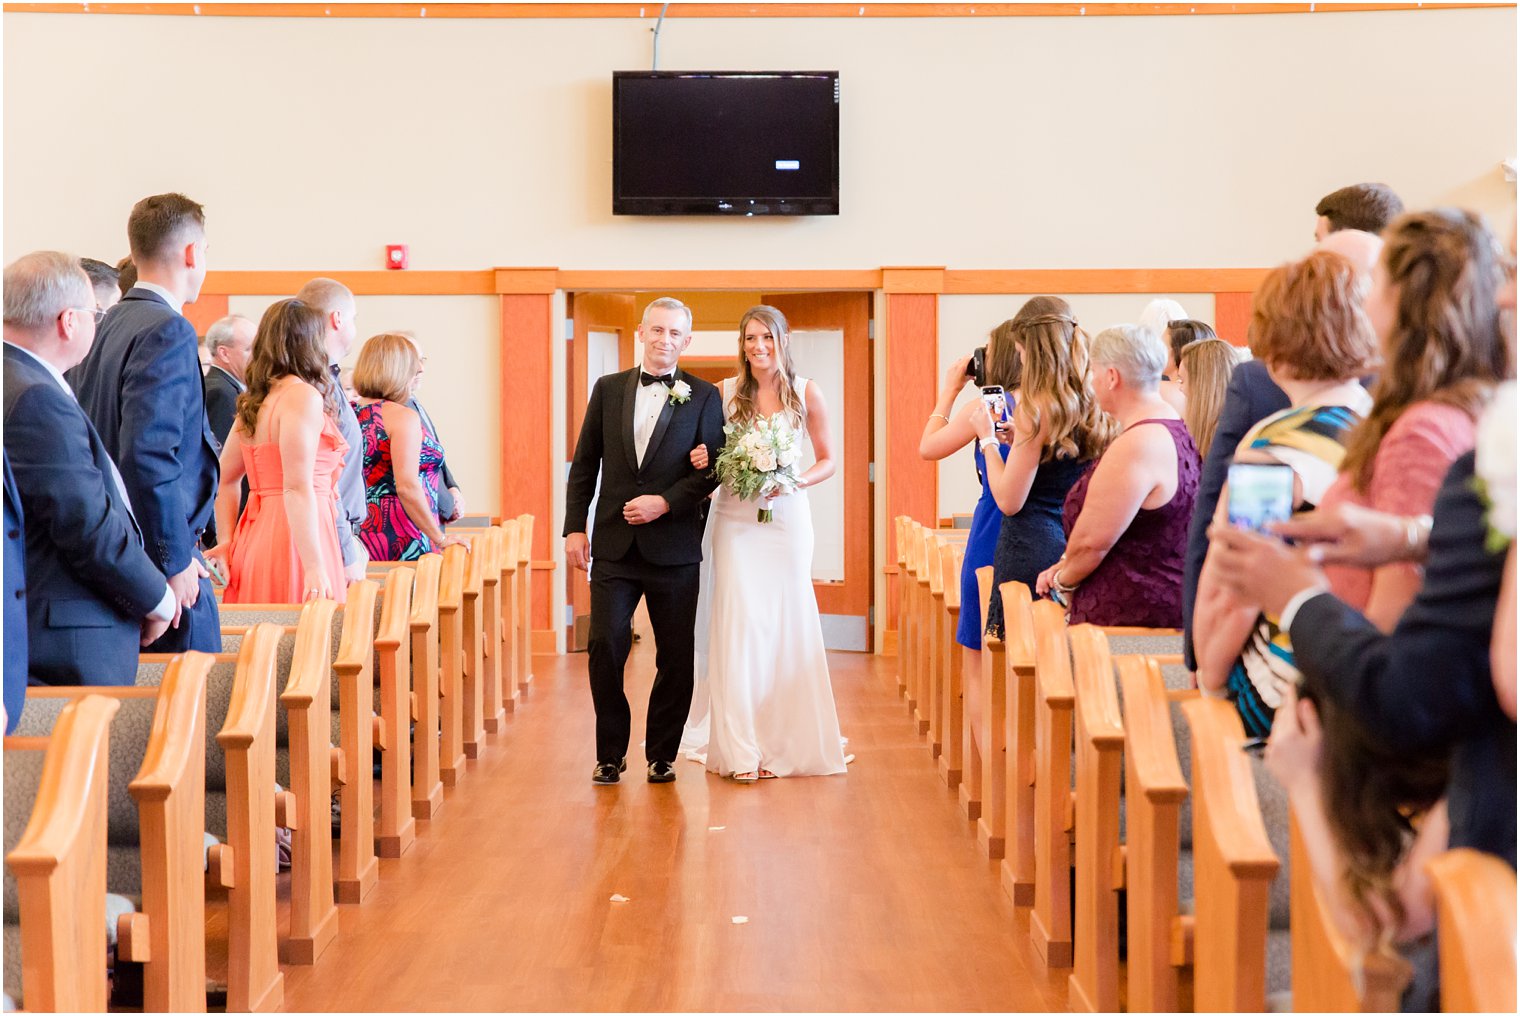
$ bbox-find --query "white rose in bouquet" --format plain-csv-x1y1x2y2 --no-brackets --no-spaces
1476,380,1516,548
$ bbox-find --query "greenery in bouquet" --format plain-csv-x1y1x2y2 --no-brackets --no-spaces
713,415,803,523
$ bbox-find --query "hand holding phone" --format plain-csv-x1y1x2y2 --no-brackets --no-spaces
1226,462,1295,535
980,385,1008,427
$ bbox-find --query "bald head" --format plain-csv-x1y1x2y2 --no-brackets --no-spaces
1315,228,1384,280
294,277,358,362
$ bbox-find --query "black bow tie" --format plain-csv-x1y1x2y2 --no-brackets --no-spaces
640,371,674,387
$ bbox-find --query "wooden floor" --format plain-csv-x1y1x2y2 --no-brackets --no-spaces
280,644,1072,1012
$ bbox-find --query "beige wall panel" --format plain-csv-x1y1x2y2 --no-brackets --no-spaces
3,10,1514,271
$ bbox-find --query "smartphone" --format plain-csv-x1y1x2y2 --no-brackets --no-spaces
1226,462,1295,534
980,385,1008,424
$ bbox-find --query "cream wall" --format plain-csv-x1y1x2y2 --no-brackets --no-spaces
3,9,1513,268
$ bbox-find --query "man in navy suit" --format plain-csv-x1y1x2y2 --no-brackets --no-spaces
3,252,177,687
4,454,27,733
69,193,221,653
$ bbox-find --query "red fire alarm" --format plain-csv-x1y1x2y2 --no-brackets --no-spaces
385,244,409,270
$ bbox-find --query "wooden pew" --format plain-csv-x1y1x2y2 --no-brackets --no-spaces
407,554,445,819
923,531,946,763
470,528,506,736
499,519,522,714
217,600,343,966
12,655,214,1011
373,567,416,858
438,544,468,786
1289,813,1410,1012
1030,598,1076,967
514,513,535,692
892,515,912,696
999,580,1037,906
3,695,118,1013
1427,847,1517,1012
975,569,1008,857
1068,626,1125,1012
903,520,926,730
1181,696,1280,1012
332,579,379,903
1117,655,1189,1012
459,535,488,757
935,542,967,793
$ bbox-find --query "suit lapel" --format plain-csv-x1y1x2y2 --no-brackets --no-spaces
640,369,682,471
620,368,641,475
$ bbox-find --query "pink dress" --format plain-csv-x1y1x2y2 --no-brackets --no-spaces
1318,401,1476,610
224,400,349,605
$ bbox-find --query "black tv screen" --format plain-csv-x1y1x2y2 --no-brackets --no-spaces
613,71,839,216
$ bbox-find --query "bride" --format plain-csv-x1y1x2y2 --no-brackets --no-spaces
682,305,848,782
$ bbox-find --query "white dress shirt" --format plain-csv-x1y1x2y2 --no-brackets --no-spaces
131,279,183,315
3,341,176,622
633,373,673,467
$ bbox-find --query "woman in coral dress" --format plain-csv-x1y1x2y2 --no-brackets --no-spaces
208,298,348,604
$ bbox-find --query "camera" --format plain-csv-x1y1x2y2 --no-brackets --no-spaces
965,345,987,388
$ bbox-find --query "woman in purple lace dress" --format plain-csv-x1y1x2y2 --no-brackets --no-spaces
1036,324,1201,627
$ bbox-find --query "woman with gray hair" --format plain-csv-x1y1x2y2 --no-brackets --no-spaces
1035,323,1201,626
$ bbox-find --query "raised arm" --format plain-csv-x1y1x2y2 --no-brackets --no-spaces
973,402,1045,516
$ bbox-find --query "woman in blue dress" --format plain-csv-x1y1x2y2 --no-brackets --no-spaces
919,318,1023,756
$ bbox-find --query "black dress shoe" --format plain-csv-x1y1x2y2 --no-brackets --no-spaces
592,758,627,785
647,760,676,783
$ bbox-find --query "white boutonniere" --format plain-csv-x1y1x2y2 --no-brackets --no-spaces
1474,380,1516,554
667,379,692,405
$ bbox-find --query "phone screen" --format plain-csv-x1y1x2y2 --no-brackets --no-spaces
980,385,1008,423
1226,462,1295,534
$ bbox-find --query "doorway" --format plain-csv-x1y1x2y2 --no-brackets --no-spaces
565,290,874,651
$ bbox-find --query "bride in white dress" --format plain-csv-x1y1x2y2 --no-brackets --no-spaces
682,305,848,782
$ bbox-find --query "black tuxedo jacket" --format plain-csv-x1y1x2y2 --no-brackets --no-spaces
3,345,168,685
68,287,220,576
564,367,724,567
1290,452,1516,865
203,364,243,450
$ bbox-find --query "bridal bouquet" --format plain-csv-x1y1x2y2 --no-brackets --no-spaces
714,416,802,523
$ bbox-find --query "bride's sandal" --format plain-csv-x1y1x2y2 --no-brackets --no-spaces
732,771,759,783
758,769,778,779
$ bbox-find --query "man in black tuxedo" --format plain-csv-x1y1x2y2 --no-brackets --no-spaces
3,252,177,687
68,193,221,653
564,298,725,785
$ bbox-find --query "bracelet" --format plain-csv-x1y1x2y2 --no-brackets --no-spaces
1051,570,1080,595
930,413,951,424
978,436,1000,451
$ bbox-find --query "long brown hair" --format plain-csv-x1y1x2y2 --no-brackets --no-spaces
1009,296,1115,463
1317,697,1448,953
1340,209,1511,493
1179,339,1238,458
235,298,339,435
985,318,1025,390
730,305,806,428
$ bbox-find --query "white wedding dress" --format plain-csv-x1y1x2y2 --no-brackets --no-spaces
681,376,847,778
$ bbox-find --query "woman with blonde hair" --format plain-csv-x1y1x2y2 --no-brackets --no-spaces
1178,337,1241,458
208,298,347,603
971,296,1113,639
352,332,466,560
689,305,847,782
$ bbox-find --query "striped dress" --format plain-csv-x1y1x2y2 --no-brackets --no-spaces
1225,401,1366,738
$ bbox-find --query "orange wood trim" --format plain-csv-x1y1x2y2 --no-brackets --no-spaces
7,3,1497,17
182,292,228,336
494,268,560,295
943,268,1273,294
886,293,939,626
882,266,946,294
1212,292,1254,346
201,270,495,296
558,270,882,292
499,294,555,630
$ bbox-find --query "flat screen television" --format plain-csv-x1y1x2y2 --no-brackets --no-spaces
613,71,839,216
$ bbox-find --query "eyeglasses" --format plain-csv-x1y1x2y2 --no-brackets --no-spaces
59,306,105,324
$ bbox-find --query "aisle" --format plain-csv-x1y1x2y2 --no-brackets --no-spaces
280,644,1071,1012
